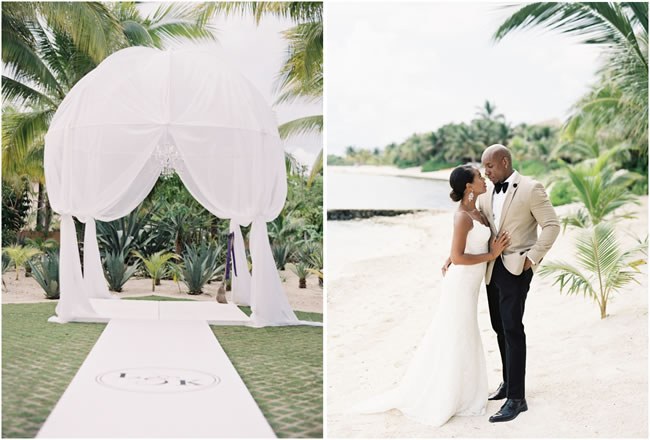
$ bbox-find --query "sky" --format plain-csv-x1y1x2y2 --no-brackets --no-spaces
326,2,604,155
138,2,322,168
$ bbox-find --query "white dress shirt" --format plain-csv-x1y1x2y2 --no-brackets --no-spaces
492,170,536,265
492,170,519,230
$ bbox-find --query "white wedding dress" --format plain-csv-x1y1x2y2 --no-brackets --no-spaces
356,219,490,427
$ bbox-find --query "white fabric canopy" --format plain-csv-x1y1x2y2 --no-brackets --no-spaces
44,47,300,327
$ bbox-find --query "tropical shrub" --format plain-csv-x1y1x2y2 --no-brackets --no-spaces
303,243,323,287
1,183,31,246
549,180,576,207
24,237,59,252
28,251,60,299
421,159,459,173
287,262,311,288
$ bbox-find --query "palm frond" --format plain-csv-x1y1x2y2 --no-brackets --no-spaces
2,30,63,98
35,2,125,63
623,2,648,33
538,260,596,298
285,152,302,176
193,2,322,26
307,148,323,188
278,115,323,139
1,76,56,108
275,21,323,103
147,21,217,48
494,3,644,65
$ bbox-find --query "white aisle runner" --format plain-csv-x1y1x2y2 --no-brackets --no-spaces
38,319,275,438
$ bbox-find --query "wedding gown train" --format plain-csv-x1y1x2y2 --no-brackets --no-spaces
355,219,490,427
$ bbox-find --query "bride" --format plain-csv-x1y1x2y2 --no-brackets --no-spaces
354,165,510,427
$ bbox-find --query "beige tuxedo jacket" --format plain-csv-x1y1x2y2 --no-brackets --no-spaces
477,172,560,285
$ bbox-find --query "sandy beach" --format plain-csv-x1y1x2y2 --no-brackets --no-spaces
2,269,323,314
327,197,648,437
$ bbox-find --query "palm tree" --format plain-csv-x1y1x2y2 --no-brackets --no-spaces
133,250,179,292
475,100,505,122
2,2,123,65
538,222,646,319
3,245,41,280
559,146,642,229
493,2,648,160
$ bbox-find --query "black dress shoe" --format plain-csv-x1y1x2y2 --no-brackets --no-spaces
489,398,528,423
488,382,507,400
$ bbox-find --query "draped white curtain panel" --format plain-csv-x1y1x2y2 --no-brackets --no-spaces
44,47,299,327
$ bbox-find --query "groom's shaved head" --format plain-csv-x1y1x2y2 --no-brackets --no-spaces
482,144,512,166
482,144,513,183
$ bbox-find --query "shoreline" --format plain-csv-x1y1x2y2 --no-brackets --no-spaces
328,165,453,181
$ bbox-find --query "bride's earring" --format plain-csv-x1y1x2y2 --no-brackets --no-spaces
468,191,474,202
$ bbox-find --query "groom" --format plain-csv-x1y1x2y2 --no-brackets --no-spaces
478,144,559,422
444,144,560,422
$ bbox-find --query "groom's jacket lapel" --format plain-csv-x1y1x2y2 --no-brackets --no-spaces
497,173,522,232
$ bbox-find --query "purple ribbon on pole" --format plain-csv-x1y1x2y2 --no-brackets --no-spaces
225,232,238,281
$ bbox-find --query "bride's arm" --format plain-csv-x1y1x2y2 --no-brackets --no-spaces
450,213,509,265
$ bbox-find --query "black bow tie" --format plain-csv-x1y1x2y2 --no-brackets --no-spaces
494,181,509,194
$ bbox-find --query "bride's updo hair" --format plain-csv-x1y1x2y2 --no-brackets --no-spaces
449,165,476,202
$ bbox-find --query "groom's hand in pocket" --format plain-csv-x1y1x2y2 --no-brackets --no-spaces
523,257,534,272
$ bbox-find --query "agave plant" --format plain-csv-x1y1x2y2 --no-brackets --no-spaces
23,238,59,278
538,222,647,319
28,251,60,299
271,242,294,271
3,245,41,280
96,207,157,264
181,242,224,295
287,262,311,289
103,251,139,292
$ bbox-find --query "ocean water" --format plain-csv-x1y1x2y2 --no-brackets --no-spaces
327,168,456,210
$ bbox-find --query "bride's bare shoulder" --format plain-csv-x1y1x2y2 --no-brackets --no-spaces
453,210,473,230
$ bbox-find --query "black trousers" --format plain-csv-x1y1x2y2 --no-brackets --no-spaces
486,257,533,399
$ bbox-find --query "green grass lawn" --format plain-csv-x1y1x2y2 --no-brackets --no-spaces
2,299,323,438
